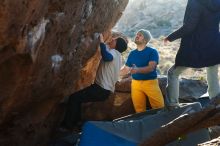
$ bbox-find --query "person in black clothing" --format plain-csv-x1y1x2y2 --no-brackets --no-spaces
164,0,220,108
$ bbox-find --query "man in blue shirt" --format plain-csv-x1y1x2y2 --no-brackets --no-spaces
120,29,164,113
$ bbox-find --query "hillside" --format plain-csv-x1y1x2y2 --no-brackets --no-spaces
114,0,187,37
116,0,216,79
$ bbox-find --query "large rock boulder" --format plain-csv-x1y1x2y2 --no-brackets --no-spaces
0,0,128,146
82,76,208,121
115,76,208,99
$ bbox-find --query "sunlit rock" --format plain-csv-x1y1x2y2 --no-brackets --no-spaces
0,0,128,145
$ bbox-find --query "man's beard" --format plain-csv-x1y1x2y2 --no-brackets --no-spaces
135,40,145,45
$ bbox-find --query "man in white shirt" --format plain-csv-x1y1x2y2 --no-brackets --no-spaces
60,33,127,131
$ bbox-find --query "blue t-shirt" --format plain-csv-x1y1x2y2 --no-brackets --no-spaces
126,46,159,80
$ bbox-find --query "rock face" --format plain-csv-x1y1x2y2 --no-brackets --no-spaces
0,0,128,146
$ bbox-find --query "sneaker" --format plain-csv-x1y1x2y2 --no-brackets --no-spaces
52,127,71,140
165,102,180,111
57,127,72,133
60,132,81,144
210,93,220,105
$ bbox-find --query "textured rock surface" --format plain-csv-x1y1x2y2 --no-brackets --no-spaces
0,0,128,145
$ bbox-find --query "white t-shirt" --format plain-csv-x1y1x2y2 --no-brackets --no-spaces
95,48,122,92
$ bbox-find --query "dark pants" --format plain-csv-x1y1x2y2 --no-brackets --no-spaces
61,83,111,129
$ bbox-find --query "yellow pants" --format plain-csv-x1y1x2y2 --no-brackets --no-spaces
131,79,164,113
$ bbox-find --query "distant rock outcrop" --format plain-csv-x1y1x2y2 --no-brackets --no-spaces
0,0,128,146
114,0,187,38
